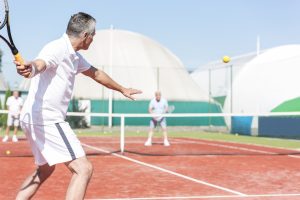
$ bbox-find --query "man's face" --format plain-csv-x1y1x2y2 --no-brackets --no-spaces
155,93,161,101
13,91,19,98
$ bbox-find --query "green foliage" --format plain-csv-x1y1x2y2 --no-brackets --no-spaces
0,89,11,128
0,48,3,72
0,98,3,127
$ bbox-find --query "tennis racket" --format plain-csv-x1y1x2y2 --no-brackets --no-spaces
167,105,175,113
0,0,24,63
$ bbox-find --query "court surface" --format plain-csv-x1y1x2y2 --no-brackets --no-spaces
1,136,300,200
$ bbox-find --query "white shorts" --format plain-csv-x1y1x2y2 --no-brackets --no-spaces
20,122,85,166
7,114,20,127
150,117,167,129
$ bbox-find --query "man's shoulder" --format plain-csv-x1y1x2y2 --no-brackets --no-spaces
40,35,66,52
43,37,65,50
161,97,167,102
38,36,67,62
149,98,156,103
7,96,13,101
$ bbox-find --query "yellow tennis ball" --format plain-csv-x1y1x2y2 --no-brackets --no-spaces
223,56,231,63
5,150,11,155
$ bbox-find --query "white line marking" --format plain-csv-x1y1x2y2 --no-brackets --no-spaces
287,155,300,158
174,138,275,155
82,143,246,196
86,193,300,200
174,138,300,159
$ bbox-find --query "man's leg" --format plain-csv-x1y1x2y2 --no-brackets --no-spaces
4,115,13,139
65,156,93,200
16,164,55,200
161,119,170,146
145,129,154,146
145,119,156,146
162,128,170,146
145,119,157,146
4,126,10,136
2,126,10,142
12,125,19,142
13,126,18,135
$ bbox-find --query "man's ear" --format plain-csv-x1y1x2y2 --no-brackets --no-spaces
82,32,88,38
81,32,89,38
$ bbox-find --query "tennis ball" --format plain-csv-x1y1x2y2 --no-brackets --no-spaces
223,56,231,63
235,133,239,136
5,150,11,155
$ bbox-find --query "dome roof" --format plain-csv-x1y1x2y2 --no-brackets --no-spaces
223,44,300,114
74,29,209,101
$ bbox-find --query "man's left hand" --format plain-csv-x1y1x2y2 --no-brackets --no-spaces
122,88,142,100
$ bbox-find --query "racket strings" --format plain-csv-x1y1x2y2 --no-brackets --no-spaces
0,1,7,27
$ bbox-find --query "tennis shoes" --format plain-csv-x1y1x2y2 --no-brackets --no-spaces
144,139,170,146
164,139,170,146
2,135,18,142
12,135,18,142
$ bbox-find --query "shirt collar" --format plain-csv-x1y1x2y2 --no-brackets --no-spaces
63,33,77,58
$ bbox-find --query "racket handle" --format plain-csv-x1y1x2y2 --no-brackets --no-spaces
14,53,25,64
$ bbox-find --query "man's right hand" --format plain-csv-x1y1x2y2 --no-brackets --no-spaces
15,60,33,78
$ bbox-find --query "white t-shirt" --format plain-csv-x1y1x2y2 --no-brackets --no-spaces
6,96,23,116
149,98,168,121
20,34,91,125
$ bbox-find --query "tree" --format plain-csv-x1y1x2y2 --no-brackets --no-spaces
0,88,11,128
0,48,3,72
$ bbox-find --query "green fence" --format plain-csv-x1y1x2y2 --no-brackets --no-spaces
89,100,225,126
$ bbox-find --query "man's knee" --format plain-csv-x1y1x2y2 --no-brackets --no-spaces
68,158,93,178
81,160,93,178
37,164,56,181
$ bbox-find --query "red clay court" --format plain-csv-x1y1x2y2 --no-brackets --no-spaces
1,136,300,200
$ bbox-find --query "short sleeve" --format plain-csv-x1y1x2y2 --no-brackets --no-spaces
164,99,168,108
6,97,11,106
149,99,154,109
76,53,91,74
35,43,60,70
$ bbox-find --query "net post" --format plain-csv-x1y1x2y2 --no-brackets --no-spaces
120,115,125,153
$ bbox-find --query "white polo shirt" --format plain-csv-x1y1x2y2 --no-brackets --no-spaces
20,34,91,125
149,98,168,121
7,96,23,116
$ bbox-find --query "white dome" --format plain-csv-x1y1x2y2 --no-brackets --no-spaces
75,29,209,101
224,44,300,115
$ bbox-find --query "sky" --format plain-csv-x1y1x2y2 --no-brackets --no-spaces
1,0,300,87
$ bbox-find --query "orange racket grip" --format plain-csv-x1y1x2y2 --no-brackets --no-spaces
14,53,25,65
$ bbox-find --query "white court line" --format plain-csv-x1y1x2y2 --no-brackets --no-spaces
288,155,300,158
82,143,246,196
173,138,276,154
86,193,300,200
84,137,300,159
174,138,300,159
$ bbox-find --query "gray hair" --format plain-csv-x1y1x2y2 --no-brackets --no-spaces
66,12,96,37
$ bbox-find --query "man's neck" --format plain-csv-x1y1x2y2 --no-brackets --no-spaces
68,35,81,51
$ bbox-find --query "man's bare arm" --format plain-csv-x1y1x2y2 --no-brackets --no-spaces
15,59,46,78
82,66,142,100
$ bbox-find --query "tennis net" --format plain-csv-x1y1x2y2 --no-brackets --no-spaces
1,111,300,157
